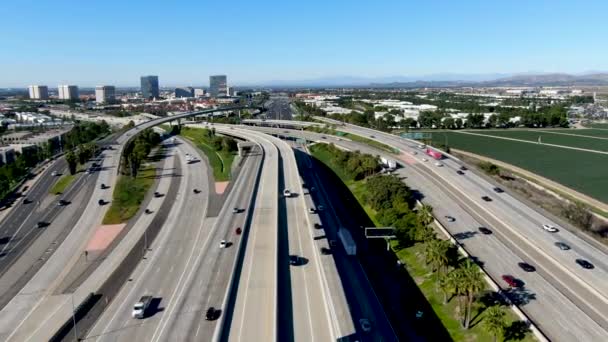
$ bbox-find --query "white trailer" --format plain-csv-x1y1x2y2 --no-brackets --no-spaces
337,228,357,255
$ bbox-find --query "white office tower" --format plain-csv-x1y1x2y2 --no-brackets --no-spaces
28,85,49,100
58,85,79,100
95,85,116,104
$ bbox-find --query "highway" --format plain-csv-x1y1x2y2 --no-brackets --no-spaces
240,121,608,340
264,95,292,121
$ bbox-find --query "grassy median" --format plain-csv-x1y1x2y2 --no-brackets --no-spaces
50,174,77,195
102,165,156,224
179,127,235,182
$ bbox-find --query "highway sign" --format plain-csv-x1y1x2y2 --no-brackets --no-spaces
365,227,396,238
401,132,432,140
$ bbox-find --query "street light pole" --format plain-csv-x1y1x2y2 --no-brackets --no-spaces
71,292,78,341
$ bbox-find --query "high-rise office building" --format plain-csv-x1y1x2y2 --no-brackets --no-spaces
175,87,194,98
28,85,49,100
140,75,159,99
95,85,116,104
209,75,228,97
58,85,79,100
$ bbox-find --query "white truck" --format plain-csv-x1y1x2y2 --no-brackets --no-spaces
380,156,397,170
337,228,356,255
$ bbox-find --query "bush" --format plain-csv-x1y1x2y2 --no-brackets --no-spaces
478,161,500,175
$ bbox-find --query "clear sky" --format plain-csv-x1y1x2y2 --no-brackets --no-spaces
1,0,607,87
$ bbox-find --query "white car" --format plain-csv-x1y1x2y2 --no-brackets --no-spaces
359,318,372,333
318,205,325,211
283,189,291,197
542,224,558,233
308,207,315,214
219,240,227,248
421,158,428,162
435,162,443,167
51,171,58,176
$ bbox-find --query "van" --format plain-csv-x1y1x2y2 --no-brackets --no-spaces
132,296,153,319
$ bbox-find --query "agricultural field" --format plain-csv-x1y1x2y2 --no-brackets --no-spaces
454,129,608,152
585,123,608,129
428,130,608,203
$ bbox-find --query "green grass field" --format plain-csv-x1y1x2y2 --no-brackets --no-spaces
103,166,156,224
457,129,608,152
50,174,76,195
427,131,608,203
180,127,235,182
585,123,608,129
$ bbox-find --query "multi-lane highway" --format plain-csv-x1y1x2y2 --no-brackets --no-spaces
245,118,608,340
264,95,292,120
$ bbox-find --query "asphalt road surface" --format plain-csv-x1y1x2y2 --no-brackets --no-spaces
264,95,292,121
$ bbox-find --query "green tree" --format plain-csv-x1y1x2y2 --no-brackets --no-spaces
461,260,485,329
424,239,451,275
487,114,498,128
65,151,78,175
418,203,434,225
443,117,455,129
484,306,506,342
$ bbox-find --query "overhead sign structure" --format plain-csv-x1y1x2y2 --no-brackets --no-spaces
365,227,396,239
401,132,432,140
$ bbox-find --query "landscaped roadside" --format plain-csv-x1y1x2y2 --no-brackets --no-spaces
309,142,535,342
178,126,237,182
102,165,156,224
305,124,396,154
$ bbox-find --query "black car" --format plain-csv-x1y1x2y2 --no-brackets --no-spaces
206,307,219,320
460,166,467,171
100,183,107,189
478,227,492,235
518,262,536,272
57,199,69,206
36,221,47,228
576,259,594,269
456,170,464,175
289,255,302,266
154,191,162,198
481,196,492,202
98,199,105,205
320,247,331,255
314,223,322,229
555,242,571,250
493,187,504,193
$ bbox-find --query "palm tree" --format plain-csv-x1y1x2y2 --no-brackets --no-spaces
438,272,453,304
484,306,506,342
418,203,434,225
462,260,485,329
424,239,450,275
416,224,436,242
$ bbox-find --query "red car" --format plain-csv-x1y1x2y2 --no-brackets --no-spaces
502,275,520,288
235,227,242,235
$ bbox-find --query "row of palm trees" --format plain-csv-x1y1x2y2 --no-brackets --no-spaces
415,203,509,341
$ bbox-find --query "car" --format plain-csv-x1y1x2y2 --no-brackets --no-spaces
154,191,162,198
132,296,153,319
310,186,316,192
36,221,47,228
206,307,219,320
22,198,31,205
321,136,327,139
501,275,521,288
493,187,504,193
98,199,105,205
456,170,464,175
435,162,443,167
145,208,152,214
283,189,291,197
57,199,68,206
481,196,492,202
369,135,375,139
51,171,58,177
411,151,418,155
289,255,302,265
460,166,468,171
314,223,322,229
317,205,325,211
542,224,558,233
359,318,372,333
232,207,239,214
85,169,91,174
219,240,227,248
576,259,594,269
320,247,331,255
555,242,571,250
100,183,106,189
444,215,455,222
308,207,315,214
235,227,242,235
329,240,337,247
478,227,492,235
518,262,536,272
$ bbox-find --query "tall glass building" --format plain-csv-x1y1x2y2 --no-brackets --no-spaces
209,75,227,97
140,75,159,99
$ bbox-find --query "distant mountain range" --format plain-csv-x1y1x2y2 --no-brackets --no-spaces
259,72,608,88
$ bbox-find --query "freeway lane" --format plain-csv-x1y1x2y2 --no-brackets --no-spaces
224,128,279,342
264,95,292,121
275,136,333,341
86,137,206,342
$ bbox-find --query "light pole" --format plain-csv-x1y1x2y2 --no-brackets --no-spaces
71,292,78,341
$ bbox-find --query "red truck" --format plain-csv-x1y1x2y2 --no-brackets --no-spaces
426,148,443,160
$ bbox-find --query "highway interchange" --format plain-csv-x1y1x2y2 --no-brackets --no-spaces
0,103,605,341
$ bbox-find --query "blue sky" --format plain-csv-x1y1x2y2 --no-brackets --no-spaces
1,0,607,87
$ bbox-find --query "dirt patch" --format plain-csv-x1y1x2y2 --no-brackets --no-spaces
215,181,229,195
86,224,126,252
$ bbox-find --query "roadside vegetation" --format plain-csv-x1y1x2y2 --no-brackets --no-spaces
304,124,396,153
310,142,534,341
177,125,238,181
1,121,110,202
50,174,76,195
103,128,161,224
